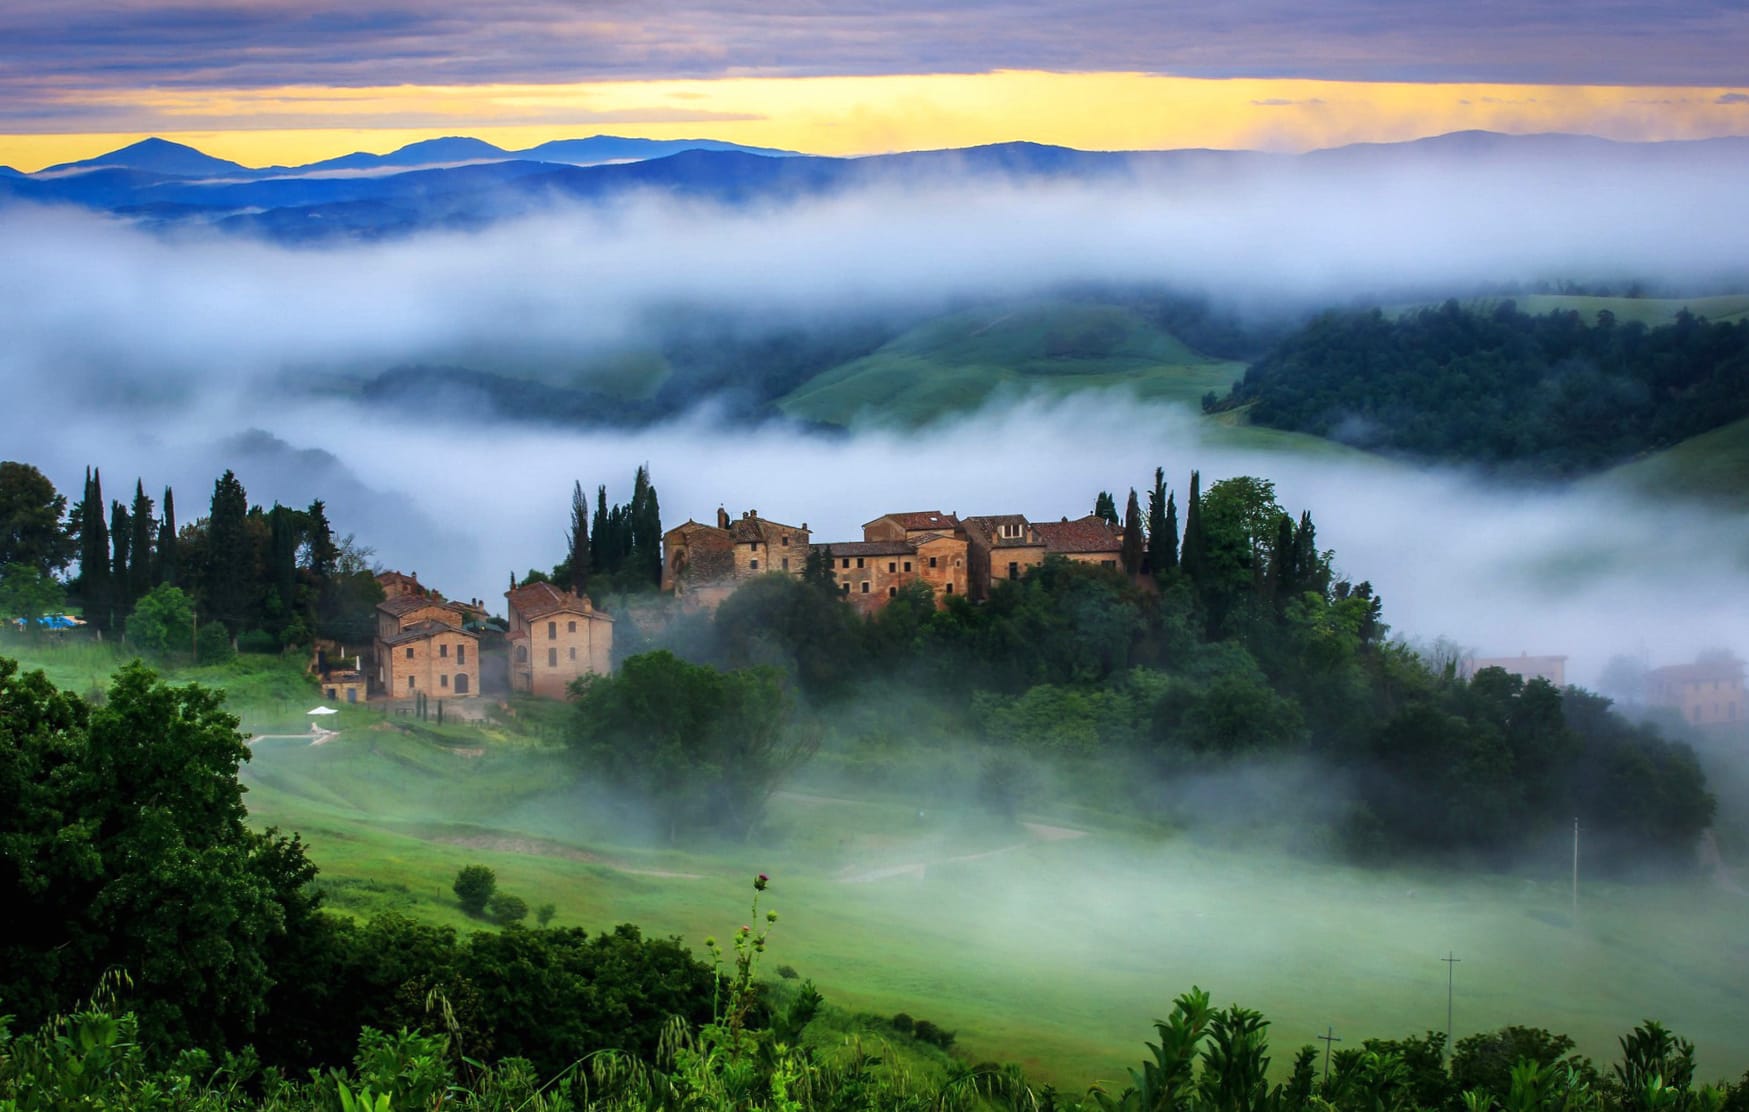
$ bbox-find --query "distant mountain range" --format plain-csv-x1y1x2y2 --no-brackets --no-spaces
5,130,1747,243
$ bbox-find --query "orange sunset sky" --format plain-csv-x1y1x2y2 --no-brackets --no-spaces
2,3,1747,170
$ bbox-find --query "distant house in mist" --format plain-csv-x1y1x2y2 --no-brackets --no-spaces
813,510,971,613
661,508,812,609
1648,652,1745,727
1459,652,1568,687
373,595,480,699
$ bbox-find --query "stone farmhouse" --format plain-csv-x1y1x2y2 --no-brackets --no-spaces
373,595,481,699
661,509,813,608
1649,654,1745,727
504,581,614,699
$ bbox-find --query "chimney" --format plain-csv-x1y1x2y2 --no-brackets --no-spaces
717,506,730,529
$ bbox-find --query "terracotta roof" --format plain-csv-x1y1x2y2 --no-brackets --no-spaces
382,619,479,647
867,510,961,532
816,540,915,558
505,581,607,621
664,519,730,542
962,514,1041,547
726,513,806,545
1034,515,1123,554
377,596,462,618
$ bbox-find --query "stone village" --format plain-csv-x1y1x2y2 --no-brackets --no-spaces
318,504,1745,729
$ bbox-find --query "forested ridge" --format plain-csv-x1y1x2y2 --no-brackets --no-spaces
1219,301,1749,474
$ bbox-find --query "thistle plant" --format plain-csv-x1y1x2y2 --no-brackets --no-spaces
704,872,779,1047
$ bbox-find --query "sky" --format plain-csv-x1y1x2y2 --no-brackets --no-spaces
3,1,1749,169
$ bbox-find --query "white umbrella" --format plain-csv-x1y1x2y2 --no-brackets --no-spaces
306,706,341,716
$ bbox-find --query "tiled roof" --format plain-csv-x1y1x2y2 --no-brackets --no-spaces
382,619,478,647
505,581,603,621
665,519,730,542
868,510,961,532
377,595,461,618
1034,515,1123,554
962,514,1041,547
725,513,806,546
815,540,915,558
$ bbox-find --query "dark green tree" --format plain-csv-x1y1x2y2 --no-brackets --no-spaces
155,486,178,587
304,499,338,583
1146,467,1174,574
0,461,75,576
564,480,591,595
1094,490,1118,526
203,470,252,634
453,865,497,915
108,499,131,617
127,481,154,607
1179,470,1204,587
1121,489,1145,576
76,469,111,632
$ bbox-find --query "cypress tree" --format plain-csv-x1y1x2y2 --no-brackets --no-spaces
591,485,609,572
205,470,252,634
268,504,299,625
1120,489,1145,577
1146,468,1173,574
78,468,111,632
109,500,131,617
1159,491,1179,575
1269,512,1296,612
128,480,154,605
1093,491,1118,526
566,480,591,595
156,487,178,587
1179,470,1204,587
305,500,338,583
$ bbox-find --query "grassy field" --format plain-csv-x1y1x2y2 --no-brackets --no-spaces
1602,415,1749,510
777,301,1247,427
238,723,1749,1089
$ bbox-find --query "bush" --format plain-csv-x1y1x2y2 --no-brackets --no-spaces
776,963,799,980
535,903,556,926
195,621,234,664
913,1019,955,1049
890,1012,914,1035
452,865,496,916
488,894,529,926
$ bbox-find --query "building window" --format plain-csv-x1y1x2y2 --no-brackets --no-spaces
945,582,954,593
1008,562,1019,579
841,557,849,569
841,583,850,594
441,674,449,689
781,535,789,546
407,676,415,690
568,620,576,633
516,645,528,663
1002,523,1021,539
860,582,870,593
929,556,938,568
750,559,759,570
856,557,865,569
405,647,414,659
569,647,577,661
888,586,897,597
888,562,897,573
782,558,790,571
956,558,963,567
440,643,449,658
457,645,466,664
547,621,556,639
903,561,912,572
548,648,558,667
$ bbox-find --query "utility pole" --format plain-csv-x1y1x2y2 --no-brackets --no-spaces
1442,952,1461,1057
1317,1026,1341,1085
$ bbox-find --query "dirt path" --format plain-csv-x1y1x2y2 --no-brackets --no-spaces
837,821,1089,884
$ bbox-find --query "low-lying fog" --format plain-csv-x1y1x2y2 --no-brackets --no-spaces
3,151,1747,684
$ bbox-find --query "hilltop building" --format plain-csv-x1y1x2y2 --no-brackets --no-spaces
373,595,480,699
1459,653,1568,687
504,581,614,699
662,508,811,609
1033,514,1125,569
1648,653,1745,727
960,514,1048,599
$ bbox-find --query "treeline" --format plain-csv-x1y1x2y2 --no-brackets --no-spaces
1219,301,1749,473
589,469,1711,866
0,460,383,655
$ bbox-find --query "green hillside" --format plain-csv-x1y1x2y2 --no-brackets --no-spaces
1605,414,1749,508
778,301,1246,426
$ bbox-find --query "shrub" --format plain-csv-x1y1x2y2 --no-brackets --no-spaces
913,1019,955,1050
488,894,528,926
776,964,799,980
236,628,279,655
535,903,556,926
452,865,496,916
195,621,234,664
891,1012,914,1035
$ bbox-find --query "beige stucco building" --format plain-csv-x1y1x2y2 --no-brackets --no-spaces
1649,654,1745,727
505,581,614,699
373,596,480,699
